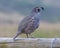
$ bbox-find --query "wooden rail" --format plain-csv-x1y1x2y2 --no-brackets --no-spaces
0,38,60,48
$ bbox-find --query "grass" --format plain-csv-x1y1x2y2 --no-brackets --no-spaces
0,12,60,38
33,29,60,38
0,23,60,38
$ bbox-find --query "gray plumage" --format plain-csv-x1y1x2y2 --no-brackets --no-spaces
13,7,44,40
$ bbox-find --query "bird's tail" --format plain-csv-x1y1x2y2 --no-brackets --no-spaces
13,31,21,40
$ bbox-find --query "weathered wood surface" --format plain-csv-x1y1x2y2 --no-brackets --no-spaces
0,38,60,48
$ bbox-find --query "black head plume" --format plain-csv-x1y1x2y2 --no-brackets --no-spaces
40,7,44,10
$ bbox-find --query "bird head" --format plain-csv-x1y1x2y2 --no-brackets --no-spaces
32,7,44,13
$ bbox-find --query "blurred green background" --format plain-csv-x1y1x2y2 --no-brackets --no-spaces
0,0,60,38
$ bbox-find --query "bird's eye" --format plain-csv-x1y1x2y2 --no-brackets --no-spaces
38,9,40,12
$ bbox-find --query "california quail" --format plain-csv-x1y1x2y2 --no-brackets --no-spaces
13,7,44,40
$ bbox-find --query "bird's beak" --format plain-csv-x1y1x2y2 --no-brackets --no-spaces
40,7,44,10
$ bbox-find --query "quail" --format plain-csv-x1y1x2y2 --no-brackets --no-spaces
13,6,44,40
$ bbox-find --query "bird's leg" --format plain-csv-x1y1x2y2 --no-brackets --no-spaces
26,34,29,38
